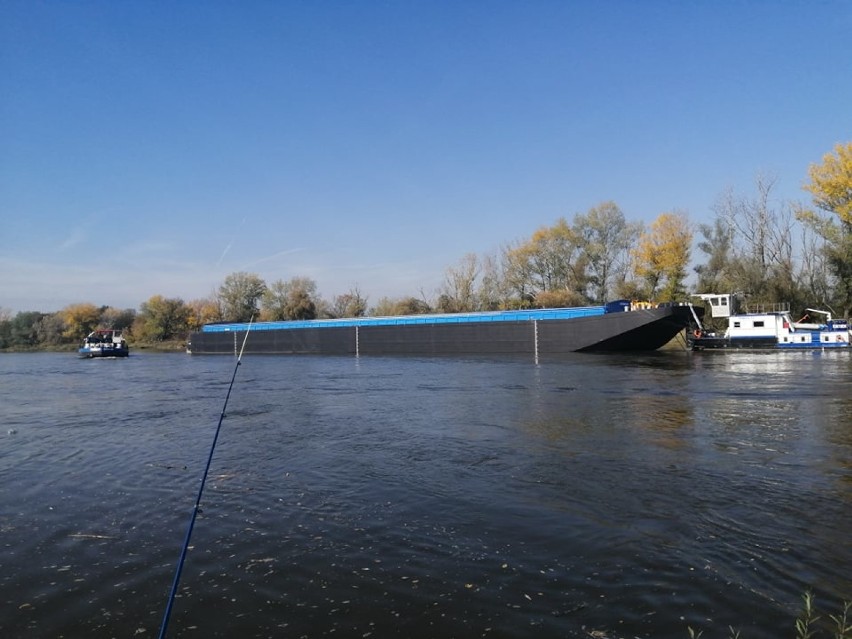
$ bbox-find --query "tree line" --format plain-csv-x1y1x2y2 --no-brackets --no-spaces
1,142,849,350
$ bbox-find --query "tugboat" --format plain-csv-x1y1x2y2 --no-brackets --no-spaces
688,294,851,351
79,329,130,358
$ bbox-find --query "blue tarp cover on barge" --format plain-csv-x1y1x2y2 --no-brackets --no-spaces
202,305,610,333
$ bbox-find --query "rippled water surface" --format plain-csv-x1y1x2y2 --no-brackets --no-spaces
1,351,850,638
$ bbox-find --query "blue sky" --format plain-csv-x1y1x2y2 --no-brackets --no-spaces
2,1,851,313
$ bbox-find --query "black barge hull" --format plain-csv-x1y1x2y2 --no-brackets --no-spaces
187,305,696,357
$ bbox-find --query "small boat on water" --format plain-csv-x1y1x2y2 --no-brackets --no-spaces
688,294,851,351
79,329,130,358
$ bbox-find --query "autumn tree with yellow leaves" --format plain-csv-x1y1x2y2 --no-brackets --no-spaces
186,296,223,331
631,212,692,301
797,142,852,315
60,303,101,341
502,217,590,308
804,142,852,225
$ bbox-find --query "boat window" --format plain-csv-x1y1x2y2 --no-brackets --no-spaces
711,297,719,306
753,321,765,327
733,321,741,328
721,297,728,306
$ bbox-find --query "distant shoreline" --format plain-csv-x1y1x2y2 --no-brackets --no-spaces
1,339,187,354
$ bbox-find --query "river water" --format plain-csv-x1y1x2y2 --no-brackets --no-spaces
1,351,850,638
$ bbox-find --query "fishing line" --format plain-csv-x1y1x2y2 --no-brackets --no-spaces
158,318,253,639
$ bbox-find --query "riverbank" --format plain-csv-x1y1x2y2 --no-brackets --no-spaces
129,339,186,352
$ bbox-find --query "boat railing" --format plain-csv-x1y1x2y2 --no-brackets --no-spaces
742,301,790,314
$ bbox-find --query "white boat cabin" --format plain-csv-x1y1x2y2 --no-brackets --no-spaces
727,312,786,339
694,293,736,319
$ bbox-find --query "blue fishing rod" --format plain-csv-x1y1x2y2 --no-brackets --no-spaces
158,319,253,639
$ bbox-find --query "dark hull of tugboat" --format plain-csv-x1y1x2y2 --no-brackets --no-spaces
688,336,850,351
187,304,698,357
688,336,777,351
78,346,130,358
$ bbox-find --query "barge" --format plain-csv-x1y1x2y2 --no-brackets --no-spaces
187,301,699,357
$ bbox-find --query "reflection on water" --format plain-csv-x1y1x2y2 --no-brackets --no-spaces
0,351,850,638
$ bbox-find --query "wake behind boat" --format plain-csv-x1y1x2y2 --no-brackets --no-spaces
79,329,129,358
688,294,851,351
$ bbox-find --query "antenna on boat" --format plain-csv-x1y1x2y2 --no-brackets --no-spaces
157,317,253,639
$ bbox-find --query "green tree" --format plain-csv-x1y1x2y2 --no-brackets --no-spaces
134,296,190,341
574,202,640,303
0,309,11,348
36,313,66,346
261,277,318,321
218,272,266,322
9,311,45,347
694,217,735,293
